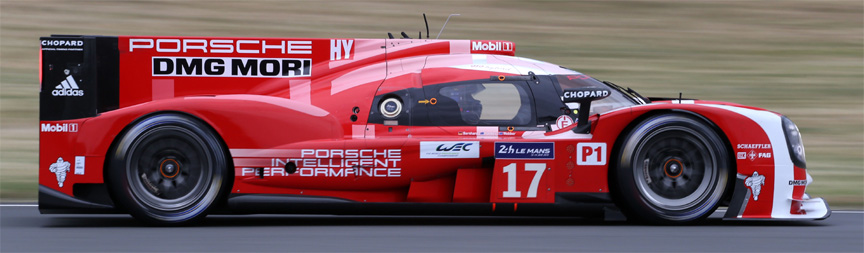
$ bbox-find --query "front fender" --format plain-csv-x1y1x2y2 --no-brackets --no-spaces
614,102,829,220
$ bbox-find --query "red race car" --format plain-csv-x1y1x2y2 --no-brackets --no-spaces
38,34,830,225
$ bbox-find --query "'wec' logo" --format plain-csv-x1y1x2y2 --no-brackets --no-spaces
436,142,473,152
420,141,480,159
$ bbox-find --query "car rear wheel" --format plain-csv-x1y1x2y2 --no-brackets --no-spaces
108,114,229,225
614,114,729,224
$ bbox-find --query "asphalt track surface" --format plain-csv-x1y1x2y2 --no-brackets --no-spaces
1,204,861,252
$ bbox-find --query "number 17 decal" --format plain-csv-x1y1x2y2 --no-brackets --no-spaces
501,163,546,198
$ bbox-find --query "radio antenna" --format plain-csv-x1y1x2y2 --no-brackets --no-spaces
436,14,460,39
423,13,430,39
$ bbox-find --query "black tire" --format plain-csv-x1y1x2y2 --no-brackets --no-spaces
108,114,229,225
614,114,729,224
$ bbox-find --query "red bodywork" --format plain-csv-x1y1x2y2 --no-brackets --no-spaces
38,35,827,220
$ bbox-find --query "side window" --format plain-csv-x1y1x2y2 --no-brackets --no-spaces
532,75,570,128
431,82,533,126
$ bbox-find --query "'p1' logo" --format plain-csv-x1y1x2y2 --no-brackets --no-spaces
576,143,606,165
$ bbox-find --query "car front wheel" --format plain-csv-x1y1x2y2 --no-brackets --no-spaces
614,113,730,224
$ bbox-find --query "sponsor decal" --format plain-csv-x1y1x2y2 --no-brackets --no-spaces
129,38,312,54
737,144,771,149
330,39,354,61
461,64,514,73
41,40,84,47
476,126,499,139
420,141,480,159
744,150,772,161
48,157,71,187
495,142,554,159
576,143,607,165
566,75,591,80
744,171,766,201
788,180,807,186
562,90,609,100
74,156,85,175
552,115,574,131
241,149,401,178
52,70,84,97
40,123,78,133
152,57,311,78
471,40,514,52
40,39,84,51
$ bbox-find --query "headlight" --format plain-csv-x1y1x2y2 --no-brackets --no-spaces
781,116,806,169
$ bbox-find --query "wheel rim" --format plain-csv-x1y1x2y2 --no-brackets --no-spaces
632,126,718,212
126,125,213,212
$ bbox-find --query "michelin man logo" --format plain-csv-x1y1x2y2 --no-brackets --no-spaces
49,157,71,187
744,171,766,201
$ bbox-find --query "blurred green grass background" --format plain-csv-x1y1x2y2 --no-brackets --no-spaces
1,0,861,208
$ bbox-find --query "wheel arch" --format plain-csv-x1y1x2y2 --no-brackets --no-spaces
102,110,235,210
607,109,737,211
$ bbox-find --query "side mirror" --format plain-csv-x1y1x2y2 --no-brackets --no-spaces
561,88,610,133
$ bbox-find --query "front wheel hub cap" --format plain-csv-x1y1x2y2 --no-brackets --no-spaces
159,158,181,179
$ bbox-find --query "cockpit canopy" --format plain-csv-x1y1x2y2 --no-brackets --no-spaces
369,74,646,131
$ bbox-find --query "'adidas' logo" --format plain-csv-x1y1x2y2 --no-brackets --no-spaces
52,75,84,96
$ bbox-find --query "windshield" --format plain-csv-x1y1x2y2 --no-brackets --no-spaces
553,74,642,115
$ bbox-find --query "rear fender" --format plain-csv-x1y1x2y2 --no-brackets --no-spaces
67,95,341,186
